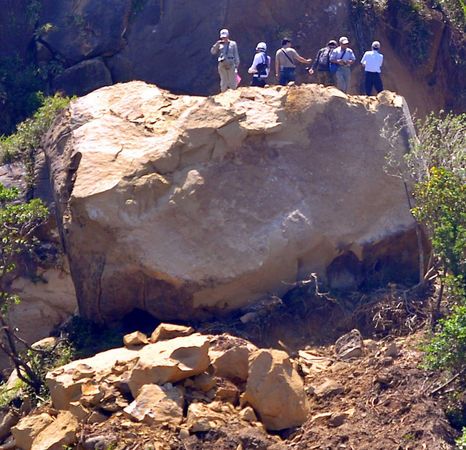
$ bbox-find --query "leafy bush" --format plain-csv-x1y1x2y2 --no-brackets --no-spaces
412,167,466,290
0,92,70,165
0,182,49,393
22,339,75,402
0,56,44,136
65,315,122,359
423,305,466,373
457,427,466,449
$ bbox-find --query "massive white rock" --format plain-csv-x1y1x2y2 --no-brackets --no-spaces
44,81,418,321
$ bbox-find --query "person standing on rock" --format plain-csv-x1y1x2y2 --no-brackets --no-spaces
330,36,356,93
211,28,240,92
361,41,384,96
248,42,271,87
308,39,338,86
275,38,312,86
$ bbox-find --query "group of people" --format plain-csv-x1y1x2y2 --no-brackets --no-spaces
210,29,384,96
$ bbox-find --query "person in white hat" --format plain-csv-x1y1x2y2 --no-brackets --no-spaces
248,42,271,87
330,36,356,93
210,28,240,92
361,41,384,95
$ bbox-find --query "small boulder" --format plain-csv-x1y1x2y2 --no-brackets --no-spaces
186,402,229,432
209,334,258,382
192,372,216,392
150,323,194,343
335,329,364,360
384,342,399,358
215,378,240,404
128,334,210,397
243,349,309,430
123,383,184,426
239,406,257,423
11,413,54,450
30,411,79,450
123,331,149,347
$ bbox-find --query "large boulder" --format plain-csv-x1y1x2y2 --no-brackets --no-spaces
44,81,418,322
243,349,309,430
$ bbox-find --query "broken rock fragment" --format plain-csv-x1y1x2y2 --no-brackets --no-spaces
243,349,309,430
124,383,184,426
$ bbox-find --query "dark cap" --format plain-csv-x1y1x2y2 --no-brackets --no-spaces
282,38,291,46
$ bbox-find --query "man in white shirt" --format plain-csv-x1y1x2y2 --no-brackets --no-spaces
361,41,384,95
330,36,356,93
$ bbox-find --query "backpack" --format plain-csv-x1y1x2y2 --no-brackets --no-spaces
256,53,269,77
317,47,332,72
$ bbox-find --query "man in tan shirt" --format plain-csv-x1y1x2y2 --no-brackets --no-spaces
211,28,240,92
275,38,311,86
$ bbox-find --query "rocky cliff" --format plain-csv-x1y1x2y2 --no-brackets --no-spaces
43,81,419,322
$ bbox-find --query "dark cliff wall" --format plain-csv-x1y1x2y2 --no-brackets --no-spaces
0,0,464,134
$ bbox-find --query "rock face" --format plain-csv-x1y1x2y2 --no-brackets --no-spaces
44,81,418,322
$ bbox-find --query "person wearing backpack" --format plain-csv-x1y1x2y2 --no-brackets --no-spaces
210,28,240,92
308,39,337,86
330,36,356,93
275,38,312,86
248,42,271,87
361,41,384,95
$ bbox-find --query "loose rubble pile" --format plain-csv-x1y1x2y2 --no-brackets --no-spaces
9,324,307,449
0,324,457,449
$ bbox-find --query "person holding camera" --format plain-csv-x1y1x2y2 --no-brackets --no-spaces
330,36,356,93
210,29,240,92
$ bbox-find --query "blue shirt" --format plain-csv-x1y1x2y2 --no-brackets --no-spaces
330,46,356,63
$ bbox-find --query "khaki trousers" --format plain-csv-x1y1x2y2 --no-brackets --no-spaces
218,63,237,92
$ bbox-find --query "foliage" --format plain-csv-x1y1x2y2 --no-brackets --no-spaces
0,182,49,393
0,93,70,190
0,55,44,135
423,305,466,373
457,427,466,449
412,167,466,288
131,0,149,16
26,0,42,25
430,0,466,29
405,112,466,183
22,339,75,402
403,112,466,432
65,316,122,359
0,92,70,164
0,377,25,408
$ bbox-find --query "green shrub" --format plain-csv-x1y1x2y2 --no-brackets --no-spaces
423,305,466,374
0,92,70,165
0,182,49,394
65,316,122,359
0,55,44,135
457,427,466,449
412,167,466,290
